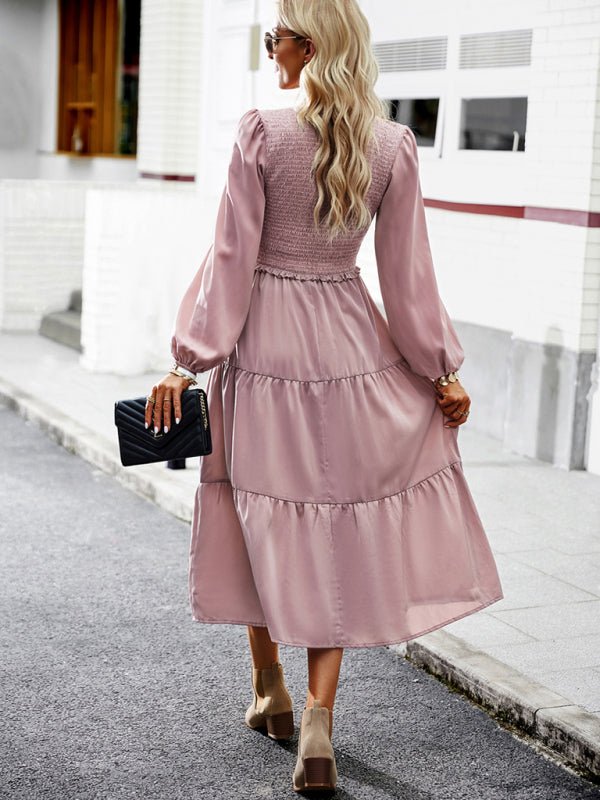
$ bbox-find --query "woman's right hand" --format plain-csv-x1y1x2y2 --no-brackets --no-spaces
145,373,194,434
435,380,471,428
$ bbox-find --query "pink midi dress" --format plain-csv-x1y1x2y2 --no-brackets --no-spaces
171,106,504,648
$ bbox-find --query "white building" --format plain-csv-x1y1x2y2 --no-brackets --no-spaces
1,0,599,473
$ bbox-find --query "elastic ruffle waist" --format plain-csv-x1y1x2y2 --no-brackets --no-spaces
255,262,361,282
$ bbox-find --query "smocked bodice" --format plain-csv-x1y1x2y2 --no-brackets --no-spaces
255,107,404,279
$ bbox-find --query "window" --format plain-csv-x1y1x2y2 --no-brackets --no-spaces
385,98,440,147
459,97,527,151
57,0,140,156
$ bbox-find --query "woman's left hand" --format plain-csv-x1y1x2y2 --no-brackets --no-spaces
434,380,471,428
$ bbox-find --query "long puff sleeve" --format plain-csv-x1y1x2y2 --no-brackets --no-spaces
374,125,464,382
170,108,266,374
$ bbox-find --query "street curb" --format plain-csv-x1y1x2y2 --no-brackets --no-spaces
2,376,599,782
391,631,600,780
0,377,195,525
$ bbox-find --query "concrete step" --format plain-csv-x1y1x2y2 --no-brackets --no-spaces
39,309,82,352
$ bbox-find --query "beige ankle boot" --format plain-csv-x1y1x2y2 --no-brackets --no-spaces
244,660,294,740
292,699,337,792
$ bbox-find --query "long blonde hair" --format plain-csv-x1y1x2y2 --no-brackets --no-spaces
276,0,389,242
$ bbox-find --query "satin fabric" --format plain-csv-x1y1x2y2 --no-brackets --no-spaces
171,107,503,648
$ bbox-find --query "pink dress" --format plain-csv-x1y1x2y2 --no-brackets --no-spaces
171,106,504,648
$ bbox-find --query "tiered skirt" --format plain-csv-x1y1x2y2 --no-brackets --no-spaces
188,264,504,648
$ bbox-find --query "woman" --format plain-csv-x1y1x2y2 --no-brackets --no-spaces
145,0,504,792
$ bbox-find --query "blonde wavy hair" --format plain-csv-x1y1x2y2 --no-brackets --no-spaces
276,0,389,243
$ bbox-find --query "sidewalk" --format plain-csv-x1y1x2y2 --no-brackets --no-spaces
1,331,599,780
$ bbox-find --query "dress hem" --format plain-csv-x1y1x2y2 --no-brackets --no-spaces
190,592,505,649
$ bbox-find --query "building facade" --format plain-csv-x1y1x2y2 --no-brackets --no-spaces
0,0,599,473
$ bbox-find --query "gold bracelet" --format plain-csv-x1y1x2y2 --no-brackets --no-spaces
169,368,197,385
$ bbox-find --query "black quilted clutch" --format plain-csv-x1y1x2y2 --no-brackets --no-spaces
114,387,212,467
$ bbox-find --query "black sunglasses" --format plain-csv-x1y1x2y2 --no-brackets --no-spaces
264,30,306,54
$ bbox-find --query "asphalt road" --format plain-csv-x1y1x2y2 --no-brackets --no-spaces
1,403,599,800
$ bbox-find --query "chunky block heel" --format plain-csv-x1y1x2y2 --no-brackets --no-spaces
266,709,295,740
303,756,335,787
292,700,337,792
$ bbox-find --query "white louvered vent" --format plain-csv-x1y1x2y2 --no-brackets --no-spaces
459,29,532,69
372,37,447,72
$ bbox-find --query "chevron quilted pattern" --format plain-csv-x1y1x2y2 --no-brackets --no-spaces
114,388,212,467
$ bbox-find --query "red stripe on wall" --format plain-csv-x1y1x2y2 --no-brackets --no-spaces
524,207,600,227
424,198,600,227
133,180,600,226
139,172,196,182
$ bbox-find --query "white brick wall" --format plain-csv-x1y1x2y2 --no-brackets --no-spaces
355,0,600,362
137,0,204,177
0,180,160,332
527,0,600,359
80,183,219,374
361,0,600,356
577,0,600,472
0,181,86,330
526,4,600,212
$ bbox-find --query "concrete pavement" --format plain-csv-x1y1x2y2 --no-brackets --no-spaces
3,403,600,798
1,330,599,782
